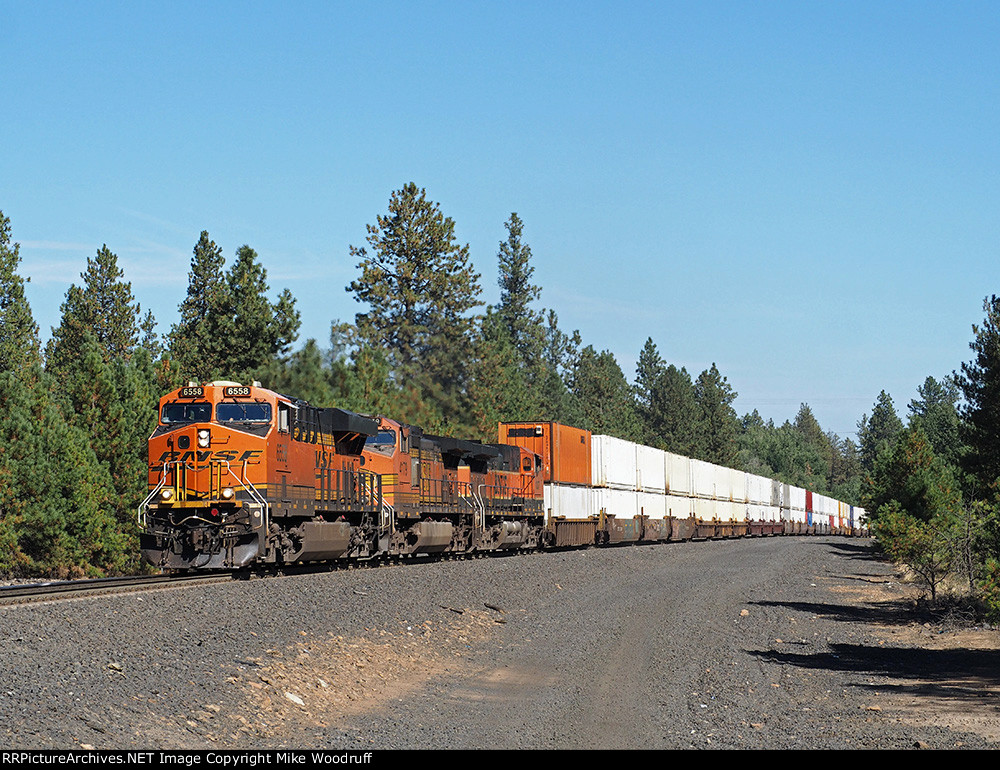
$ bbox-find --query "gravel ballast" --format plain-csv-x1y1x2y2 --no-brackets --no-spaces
1,536,994,750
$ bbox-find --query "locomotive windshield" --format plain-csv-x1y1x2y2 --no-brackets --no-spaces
217,402,272,423
161,402,212,424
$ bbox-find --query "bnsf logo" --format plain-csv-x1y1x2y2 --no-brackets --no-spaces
156,450,263,463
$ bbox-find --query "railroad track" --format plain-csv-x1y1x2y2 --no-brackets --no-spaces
0,572,235,605
0,550,525,606
0,538,751,606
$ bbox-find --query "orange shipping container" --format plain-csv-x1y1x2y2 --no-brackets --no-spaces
498,422,592,486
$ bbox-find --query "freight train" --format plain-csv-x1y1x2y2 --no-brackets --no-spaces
138,381,866,571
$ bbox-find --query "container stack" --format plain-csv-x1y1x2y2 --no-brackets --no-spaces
499,421,866,537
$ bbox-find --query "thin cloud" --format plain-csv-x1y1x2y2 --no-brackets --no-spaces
20,240,94,252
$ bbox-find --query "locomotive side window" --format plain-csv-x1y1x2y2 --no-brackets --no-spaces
278,403,290,433
365,429,396,455
217,403,272,423
161,402,211,424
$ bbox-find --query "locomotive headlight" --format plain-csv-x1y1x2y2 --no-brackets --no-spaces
160,489,174,502
197,429,210,448
221,487,234,500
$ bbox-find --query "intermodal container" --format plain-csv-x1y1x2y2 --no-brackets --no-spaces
499,422,592,486
592,434,638,490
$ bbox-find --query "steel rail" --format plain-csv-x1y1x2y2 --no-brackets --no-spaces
0,572,235,606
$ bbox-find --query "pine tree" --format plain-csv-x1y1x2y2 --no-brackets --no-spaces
40,244,169,573
909,375,963,470
693,363,739,466
496,213,544,371
347,183,481,426
168,236,299,382
829,433,863,504
0,211,41,373
865,426,961,525
957,297,1000,492
0,216,125,577
0,367,127,577
534,309,584,425
217,245,300,379
572,346,642,440
467,309,531,439
46,245,144,375
58,332,161,535
139,309,162,358
169,231,227,377
659,364,699,456
857,390,904,473
634,338,665,432
736,410,776,477
261,338,338,408
793,403,835,485
633,337,699,454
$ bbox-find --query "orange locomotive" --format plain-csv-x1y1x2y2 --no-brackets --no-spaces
139,382,545,570
363,416,545,555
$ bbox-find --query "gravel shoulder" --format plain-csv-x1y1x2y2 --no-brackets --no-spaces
2,536,998,750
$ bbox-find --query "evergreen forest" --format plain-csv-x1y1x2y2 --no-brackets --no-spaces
2,185,999,616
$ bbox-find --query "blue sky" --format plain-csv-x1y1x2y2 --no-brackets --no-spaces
3,1,998,438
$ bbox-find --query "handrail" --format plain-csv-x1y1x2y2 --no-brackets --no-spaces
137,460,192,529
233,460,269,541
475,484,487,530
137,459,270,543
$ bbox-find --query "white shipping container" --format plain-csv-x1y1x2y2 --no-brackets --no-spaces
665,452,692,495
591,435,639,491
771,479,783,508
635,444,667,492
594,487,639,519
723,500,746,522
544,483,595,520
729,468,748,502
692,459,730,499
789,486,806,513
746,474,771,505
637,491,667,519
693,496,717,522
665,494,692,520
